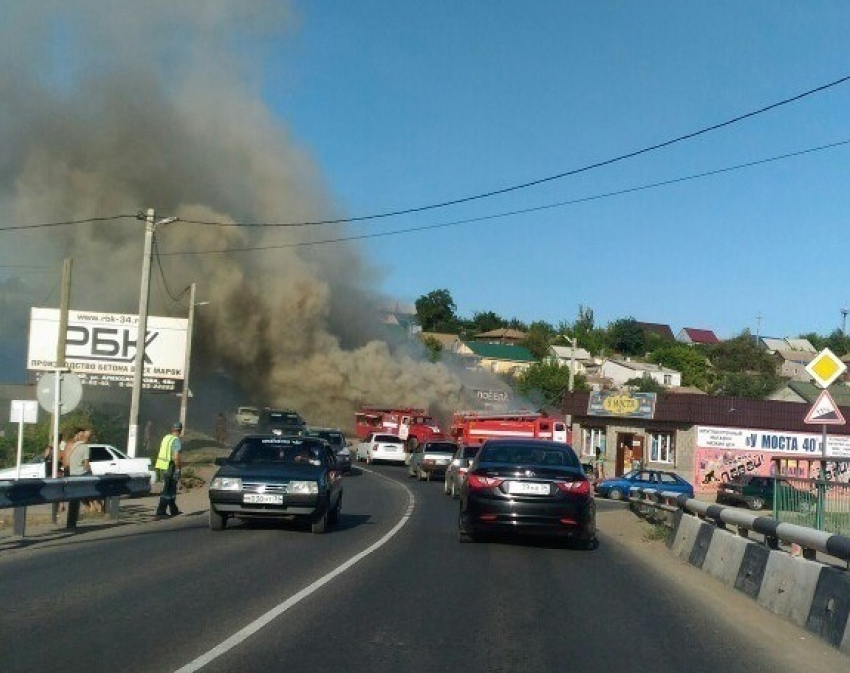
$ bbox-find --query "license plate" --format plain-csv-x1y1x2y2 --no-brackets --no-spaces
244,493,284,505
382,446,399,452
508,482,550,495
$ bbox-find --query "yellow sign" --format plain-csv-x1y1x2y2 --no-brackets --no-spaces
805,348,847,388
602,394,641,415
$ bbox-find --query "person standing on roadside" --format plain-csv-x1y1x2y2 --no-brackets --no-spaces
155,421,183,518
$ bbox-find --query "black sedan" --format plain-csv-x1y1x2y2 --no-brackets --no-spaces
458,438,596,547
208,435,344,533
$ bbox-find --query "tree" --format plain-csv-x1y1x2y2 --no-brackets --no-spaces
467,310,507,335
707,331,782,398
624,376,666,393
606,317,645,356
516,361,588,406
421,335,443,363
414,289,458,332
522,320,556,360
650,344,713,390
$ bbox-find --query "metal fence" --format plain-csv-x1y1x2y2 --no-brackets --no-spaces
776,476,850,536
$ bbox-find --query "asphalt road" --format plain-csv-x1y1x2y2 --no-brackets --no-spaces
1,463,847,673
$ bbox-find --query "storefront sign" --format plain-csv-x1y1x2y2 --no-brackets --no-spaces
587,391,656,419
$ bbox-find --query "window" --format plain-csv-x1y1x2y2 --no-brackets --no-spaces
582,427,605,458
649,432,674,464
663,374,672,385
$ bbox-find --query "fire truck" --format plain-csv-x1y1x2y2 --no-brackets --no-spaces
449,410,569,447
354,406,444,449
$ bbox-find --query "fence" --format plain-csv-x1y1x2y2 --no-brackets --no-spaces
0,473,152,537
776,476,850,536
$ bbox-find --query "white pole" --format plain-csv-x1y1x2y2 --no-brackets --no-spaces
179,283,196,432
15,416,24,480
53,370,62,475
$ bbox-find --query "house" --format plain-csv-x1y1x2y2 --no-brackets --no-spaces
600,358,682,388
756,336,816,354
676,327,721,345
756,336,788,353
472,328,527,344
785,338,816,353
455,342,536,376
418,332,461,353
636,322,675,342
546,345,593,374
772,349,816,380
768,380,850,405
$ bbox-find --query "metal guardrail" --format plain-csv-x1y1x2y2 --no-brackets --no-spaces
0,474,152,537
629,487,850,564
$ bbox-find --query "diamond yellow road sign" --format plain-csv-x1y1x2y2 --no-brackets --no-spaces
805,347,847,388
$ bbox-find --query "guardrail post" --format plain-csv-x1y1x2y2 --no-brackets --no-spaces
66,500,81,530
107,496,120,521
765,535,779,550
14,507,27,536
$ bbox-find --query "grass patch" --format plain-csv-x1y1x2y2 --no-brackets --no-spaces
643,522,672,543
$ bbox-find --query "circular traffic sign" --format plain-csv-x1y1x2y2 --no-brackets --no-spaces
36,371,83,415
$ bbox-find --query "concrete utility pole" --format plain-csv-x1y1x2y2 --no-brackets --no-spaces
179,283,209,433
51,258,73,478
841,307,848,335
127,208,177,457
568,336,577,393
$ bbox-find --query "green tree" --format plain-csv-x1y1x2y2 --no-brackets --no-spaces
467,310,507,335
414,289,458,332
707,331,782,397
516,361,589,406
624,376,666,393
606,317,645,356
522,320,556,360
650,344,713,390
421,335,443,363
822,329,850,357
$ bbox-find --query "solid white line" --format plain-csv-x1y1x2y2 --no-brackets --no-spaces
173,468,415,673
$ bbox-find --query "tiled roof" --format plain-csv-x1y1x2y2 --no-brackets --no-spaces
464,342,536,362
473,328,528,341
636,322,675,341
681,328,720,344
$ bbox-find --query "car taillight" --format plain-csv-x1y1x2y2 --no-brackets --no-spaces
556,480,590,496
467,474,504,489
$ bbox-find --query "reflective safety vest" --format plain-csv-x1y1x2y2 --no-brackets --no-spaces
156,434,178,470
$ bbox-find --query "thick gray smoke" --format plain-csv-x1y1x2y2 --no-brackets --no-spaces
0,2,465,429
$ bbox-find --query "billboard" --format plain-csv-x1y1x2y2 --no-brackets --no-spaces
27,307,188,390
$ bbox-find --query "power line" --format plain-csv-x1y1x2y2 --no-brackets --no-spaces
157,137,850,257
175,73,850,229
0,214,136,232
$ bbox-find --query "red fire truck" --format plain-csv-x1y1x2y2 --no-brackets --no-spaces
449,410,569,447
354,406,444,449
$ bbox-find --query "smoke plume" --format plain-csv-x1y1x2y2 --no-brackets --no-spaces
0,2,465,429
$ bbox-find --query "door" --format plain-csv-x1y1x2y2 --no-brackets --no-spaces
615,433,634,477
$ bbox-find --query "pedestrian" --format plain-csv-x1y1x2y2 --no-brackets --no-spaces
594,446,606,480
215,412,227,445
64,427,91,477
155,421,183,518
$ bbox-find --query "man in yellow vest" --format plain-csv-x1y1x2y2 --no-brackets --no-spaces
155,421,183,518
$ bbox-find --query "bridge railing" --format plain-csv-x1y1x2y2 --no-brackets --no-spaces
0,474,152,537
629,487,850,565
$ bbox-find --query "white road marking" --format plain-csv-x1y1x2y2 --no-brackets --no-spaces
173,468,414,673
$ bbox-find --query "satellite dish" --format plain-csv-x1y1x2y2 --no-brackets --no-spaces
36,371,83,415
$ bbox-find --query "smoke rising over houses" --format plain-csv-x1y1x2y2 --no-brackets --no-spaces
0,3,464,428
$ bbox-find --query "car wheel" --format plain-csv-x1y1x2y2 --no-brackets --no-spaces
209,508,227,531
451,480,458,499
312,509,328,534
608,487,624,501
748,497,765,510
458,511,476,543
575,536,599,551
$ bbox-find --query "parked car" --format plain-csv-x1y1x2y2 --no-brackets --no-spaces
715,475,817,513
444,445,480,498
0,444,156,487
208,435,343,532
302,427,352,473
594,469,694,501
458,438,596,547
356,433,406,465
235,406,260,428
407,440,458,481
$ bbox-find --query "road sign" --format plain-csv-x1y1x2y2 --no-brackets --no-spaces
36,371,83,415
10,400,39,424
804,389,846,425
805,348,847,388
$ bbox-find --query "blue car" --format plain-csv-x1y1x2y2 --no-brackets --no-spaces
594,469,694,501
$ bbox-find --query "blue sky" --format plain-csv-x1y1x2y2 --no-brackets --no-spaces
260,1,850,339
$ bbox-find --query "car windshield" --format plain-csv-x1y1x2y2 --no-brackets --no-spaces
230,438,326,466
424,442,457,454
479,444,579,467
239,407,258,415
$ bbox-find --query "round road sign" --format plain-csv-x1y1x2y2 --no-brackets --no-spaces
36,371,83,415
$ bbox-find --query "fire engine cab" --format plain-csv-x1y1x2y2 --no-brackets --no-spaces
354,406,444,450
449,410,568,447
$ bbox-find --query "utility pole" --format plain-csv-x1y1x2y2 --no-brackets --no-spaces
127,208,177,457
755,313,763,345
842,307,848,335
178,284,209,433
51,258,72,478
568,336,577,393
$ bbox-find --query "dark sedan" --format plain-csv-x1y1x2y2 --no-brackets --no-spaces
458,438,596,547
208,435,343,533
715,474,817,513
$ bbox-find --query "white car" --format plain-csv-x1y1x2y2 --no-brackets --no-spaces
356,433,406,465
235,406,260,428
0,443,156,487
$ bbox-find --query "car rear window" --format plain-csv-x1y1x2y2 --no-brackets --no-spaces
479,444,579,467
375,434,403,443
425,442,457,453
230,438,327,465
